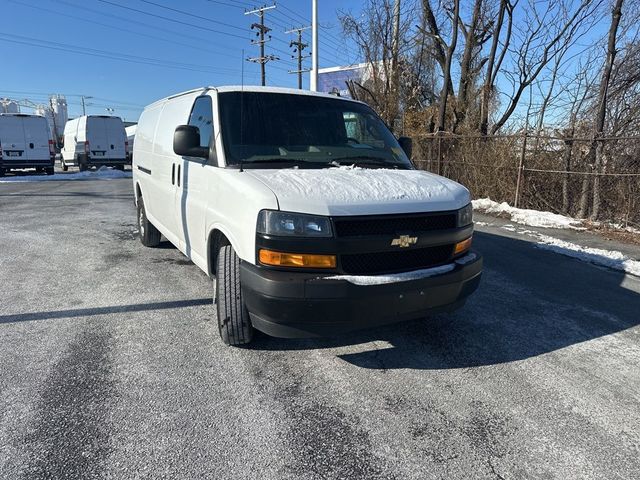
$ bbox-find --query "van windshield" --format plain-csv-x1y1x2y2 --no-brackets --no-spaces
218,92,412,169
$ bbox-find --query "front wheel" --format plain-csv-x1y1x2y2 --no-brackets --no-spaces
137,197,161,247
61,160,68,172
215,245,253,346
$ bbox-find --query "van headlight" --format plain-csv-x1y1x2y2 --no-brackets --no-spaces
457,203,473,227
257,210,333,237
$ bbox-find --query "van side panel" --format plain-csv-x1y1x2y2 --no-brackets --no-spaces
133,103,161,209
62,117,81,163
135,93,197,248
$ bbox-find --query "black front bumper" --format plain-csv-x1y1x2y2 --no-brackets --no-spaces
241,251,482,338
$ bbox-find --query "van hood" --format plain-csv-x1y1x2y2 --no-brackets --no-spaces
246,167,471,216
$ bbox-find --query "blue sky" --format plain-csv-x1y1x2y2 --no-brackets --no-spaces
1,0,362,121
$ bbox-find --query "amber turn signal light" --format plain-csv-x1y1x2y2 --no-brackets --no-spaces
259,249,337,268
454,236,472,255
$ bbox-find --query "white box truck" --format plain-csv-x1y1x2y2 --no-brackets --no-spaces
0,113,55,176
132,86,482,346
61,115,129,171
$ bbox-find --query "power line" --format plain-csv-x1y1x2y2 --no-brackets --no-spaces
96,0,248,40
139,0,247,33
0,32,255,76
9,0,259,65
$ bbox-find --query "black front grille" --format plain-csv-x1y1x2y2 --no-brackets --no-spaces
334,213,457,237
340,244,454,275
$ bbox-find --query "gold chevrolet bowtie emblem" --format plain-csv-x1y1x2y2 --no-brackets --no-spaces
391,235,418,247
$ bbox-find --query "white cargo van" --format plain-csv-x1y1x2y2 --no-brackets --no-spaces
125,124,137,163
0,113,55,176
61,115,129,171
133,86,482,346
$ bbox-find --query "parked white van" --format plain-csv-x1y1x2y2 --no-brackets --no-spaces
0,113,55,176
133,86,482,346
61,115,129,171
125,124,137,163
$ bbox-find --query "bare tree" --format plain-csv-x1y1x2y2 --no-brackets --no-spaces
480,0,514,135
341,0,413,130
455,0,493,130
490,0,600,134
436,0,460,131
591,0,624,219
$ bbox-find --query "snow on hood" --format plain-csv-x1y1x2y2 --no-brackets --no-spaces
246,167,470,216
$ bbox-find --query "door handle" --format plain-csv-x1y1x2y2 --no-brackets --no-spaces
177,164,181,187
171,163,175,185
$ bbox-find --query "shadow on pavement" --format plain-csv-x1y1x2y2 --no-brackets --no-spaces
0,298,211,324
250,232,640,370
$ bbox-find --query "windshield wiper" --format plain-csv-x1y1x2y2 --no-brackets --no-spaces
331,156,403,169
237,158,331,168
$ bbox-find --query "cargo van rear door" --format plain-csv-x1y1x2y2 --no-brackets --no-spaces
105,117,126,160
86,116,110,159
1,116,27,161
22,116,50,161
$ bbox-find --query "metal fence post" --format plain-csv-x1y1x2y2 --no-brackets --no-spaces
437,134,443,176
514,131,528,208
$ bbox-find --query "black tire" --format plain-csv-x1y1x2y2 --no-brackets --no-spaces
45,167,54,176
0,168,5,177
137,197,161,247
215,245,253,346
115,165,125,171
61,161,68,172
79,164,88,172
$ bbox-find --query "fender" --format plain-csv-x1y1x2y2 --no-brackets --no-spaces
206,223,245,277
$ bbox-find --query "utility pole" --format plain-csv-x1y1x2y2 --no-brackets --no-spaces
310,0,318,91
245,4,278,86
81,95,92,116
286,26,311,89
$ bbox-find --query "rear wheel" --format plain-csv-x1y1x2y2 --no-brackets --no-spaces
215,245,254,346
45,167,54,176
137,197,161,247
61,160,68,172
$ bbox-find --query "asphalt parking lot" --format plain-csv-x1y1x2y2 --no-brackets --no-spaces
1,177,639,479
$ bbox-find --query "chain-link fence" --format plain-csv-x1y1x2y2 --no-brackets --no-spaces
411,133,640,227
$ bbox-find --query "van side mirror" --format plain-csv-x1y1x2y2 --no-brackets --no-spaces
173,125,208,159
398,136,413,159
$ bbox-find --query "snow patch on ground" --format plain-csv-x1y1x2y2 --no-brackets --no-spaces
497,223,640,277
324,252,476,285
473,198,584,229
0,167,131,182
533,234,640,277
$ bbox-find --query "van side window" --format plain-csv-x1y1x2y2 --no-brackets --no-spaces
188,96,213,149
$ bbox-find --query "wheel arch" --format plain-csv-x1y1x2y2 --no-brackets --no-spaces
207,228,233,277
134,181,143,206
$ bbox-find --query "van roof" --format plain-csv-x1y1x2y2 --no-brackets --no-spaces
0,113,45,118
144,85,365,110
